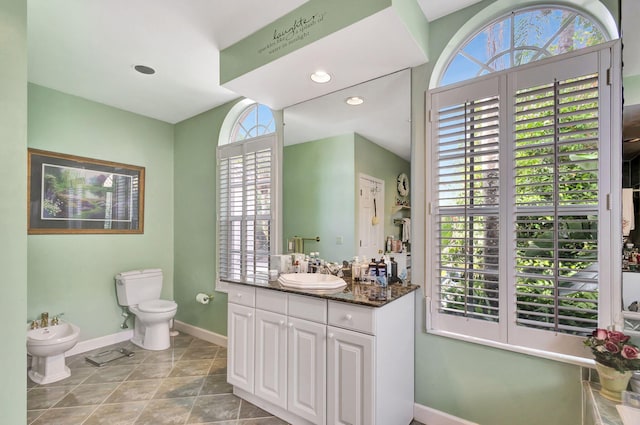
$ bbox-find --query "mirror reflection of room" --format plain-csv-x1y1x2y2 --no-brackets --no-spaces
622,104,640,315
282,69,411,280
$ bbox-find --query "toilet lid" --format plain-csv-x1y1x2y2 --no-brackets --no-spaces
137,299,177,313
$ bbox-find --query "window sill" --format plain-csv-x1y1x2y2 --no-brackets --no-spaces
427,328,595,368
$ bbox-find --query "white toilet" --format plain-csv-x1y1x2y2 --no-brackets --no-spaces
27,320,80,384
115,268,177,351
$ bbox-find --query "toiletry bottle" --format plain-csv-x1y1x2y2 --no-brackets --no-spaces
369,258,378,283
377,258,387,283
352,256,360,281
361,262,369,284
390,257,398,282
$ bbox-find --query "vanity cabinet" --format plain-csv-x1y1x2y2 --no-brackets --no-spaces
254,308,287,408
327,325,374,425
227,282,415,425
227,285,255,393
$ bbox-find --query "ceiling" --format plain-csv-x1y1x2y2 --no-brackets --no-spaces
284,69,411,160
27,0,485,125
28,0,640,159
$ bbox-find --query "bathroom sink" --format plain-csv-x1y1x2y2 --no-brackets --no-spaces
278,273,347,291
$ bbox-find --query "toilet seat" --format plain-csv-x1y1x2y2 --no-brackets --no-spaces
137,299,177,313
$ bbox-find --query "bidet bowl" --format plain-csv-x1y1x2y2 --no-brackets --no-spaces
27,321,80,357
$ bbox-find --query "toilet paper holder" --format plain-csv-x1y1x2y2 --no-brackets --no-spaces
196,293,214,304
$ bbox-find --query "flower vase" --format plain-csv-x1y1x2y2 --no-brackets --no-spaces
595,362,633,402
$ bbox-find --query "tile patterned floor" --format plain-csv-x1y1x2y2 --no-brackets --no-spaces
27,334,286,425
27,333,426,425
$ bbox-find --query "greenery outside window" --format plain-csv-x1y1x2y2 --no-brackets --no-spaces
428,42,618,359
440,6,606,87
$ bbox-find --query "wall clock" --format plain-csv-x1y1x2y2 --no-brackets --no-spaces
397,173,409,197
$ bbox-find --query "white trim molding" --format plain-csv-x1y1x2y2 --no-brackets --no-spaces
65,329,133,357
62,321,227,358
174,320,227,348
414,403,480,425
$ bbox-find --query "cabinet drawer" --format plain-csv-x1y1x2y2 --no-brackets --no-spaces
227,283,256,307
288,293,327,323
328,301,375,335
256,288,287,314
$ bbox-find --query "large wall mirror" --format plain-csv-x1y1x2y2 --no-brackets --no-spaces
621,1,640,323
282,69,411,266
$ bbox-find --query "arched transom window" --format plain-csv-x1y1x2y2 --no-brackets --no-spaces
230,103,275,142
440,6,608,86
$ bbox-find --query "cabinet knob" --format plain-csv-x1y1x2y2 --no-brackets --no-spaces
328,333,334,339
237,293,243,298
248,312,253,318
288,323,293,328
345,314,353,321
279,320,285,326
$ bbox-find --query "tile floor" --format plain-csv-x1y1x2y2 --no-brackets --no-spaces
27,333,426,425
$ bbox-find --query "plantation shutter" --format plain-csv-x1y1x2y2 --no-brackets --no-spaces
218,135,274,284
429,46,614,356
430,77,505,341
508,52,604,354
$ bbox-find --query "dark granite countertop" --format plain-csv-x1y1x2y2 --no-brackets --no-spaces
228,278,420,308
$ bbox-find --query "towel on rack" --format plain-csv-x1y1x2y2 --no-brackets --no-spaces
623,188,635,237
402,218,411,242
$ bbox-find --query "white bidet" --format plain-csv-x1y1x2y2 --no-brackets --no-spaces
27,321,80,384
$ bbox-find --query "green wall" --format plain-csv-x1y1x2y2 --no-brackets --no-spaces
27,84,175,340
283,134,356,262
172,100,238,336
0,0,27,423
282,133,409,263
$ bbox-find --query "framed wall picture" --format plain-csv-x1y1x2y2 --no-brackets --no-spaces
27,149,145,234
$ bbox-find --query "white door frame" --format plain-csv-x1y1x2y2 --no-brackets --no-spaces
358,174,384,260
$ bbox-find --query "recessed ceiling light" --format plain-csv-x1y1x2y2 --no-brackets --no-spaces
134,64,156,75
346,96,364,106
310,71,331,83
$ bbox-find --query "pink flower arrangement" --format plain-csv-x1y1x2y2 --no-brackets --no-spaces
584,328,640,372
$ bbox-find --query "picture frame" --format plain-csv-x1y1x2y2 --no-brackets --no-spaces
27,149,145,234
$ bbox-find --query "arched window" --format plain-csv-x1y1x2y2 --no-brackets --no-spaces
440,6,608,86
427,4,620,360
230,103,275,142
217,101,276,289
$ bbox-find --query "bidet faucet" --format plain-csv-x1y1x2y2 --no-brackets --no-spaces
40,312,49,327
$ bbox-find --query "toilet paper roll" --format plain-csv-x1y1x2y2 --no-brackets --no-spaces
196,293,210,305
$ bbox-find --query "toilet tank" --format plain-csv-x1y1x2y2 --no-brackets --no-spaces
115,269,163,306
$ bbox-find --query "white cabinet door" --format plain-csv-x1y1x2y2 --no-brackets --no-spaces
255,309,287,409
327,326,374,425
288,317,327,425
227,302,255,393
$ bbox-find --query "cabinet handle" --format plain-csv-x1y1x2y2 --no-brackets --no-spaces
345,314,353,321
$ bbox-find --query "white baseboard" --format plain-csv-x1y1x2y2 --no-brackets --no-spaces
61,321,226,358
173,320,227,348
414,403,479,425
65,329,134,357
